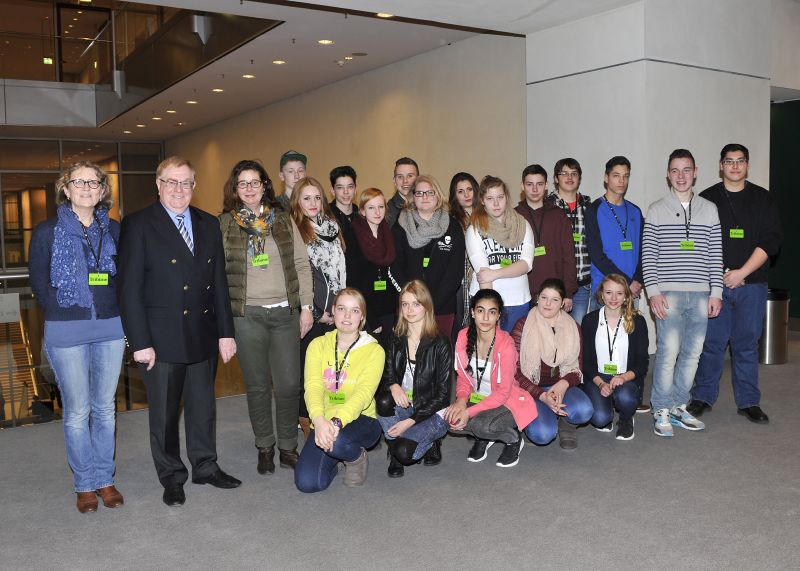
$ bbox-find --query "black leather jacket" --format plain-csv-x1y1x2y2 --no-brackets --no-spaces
378,333,452,424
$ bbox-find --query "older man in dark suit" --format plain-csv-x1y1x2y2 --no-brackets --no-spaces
118,156,240,507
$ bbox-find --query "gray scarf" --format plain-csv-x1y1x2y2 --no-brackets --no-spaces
398,208,450,249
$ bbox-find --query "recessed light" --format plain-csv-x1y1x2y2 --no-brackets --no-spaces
376,13,394,18
123,130,132,134
68,24,74,28
186,100,198,104
212,88,224,92
272,60,286,65
242,73,255,79
77,11,82,14
317,39,335,45
152,116,162,120
175,122,185,126
136,124,145,128
344,56,353,61
166,109,177,114
72,18,78,21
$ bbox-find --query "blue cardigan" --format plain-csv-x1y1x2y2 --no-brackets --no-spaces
29,216,122,321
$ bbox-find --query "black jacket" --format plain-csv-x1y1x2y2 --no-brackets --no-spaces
581,310,649,383
379,333,452,424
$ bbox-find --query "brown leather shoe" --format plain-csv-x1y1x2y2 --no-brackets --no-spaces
76,492,98,513
96,485,124,508
279,448,299,469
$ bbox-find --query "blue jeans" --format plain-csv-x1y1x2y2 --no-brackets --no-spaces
651,291,708,411
295,415,381,493
45,338,125,492
582,374,639,425
523,385,593,445
692,283,767,408
379,405,448,460
569,283,591,325
501,303,531,333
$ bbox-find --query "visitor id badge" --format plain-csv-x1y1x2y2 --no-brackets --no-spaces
327,391,346,405
603,363,618,375
251,253,269,267
500,258,512,268
729,228,744,239
423,257,430,268
534,246,547,257
469,393,486,404
88,272,109,286
374,280,387,291
619,241,633,251
405,390,413,402
572,233,583,243
680,240,695,251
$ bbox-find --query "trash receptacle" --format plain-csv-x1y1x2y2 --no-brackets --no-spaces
759,288,790,365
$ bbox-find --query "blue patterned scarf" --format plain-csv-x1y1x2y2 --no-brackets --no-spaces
50,203,116,308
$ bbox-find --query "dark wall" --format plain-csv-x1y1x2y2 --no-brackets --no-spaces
769,100,800,317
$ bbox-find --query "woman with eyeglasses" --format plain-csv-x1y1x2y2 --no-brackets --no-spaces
466,175,535,332
349,187,399,345
448,172,478,337
393,174,465,337
219,159,313,475
29,161,126,513
295,288,384,492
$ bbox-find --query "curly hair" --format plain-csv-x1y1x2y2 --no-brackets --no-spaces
55,161,112,209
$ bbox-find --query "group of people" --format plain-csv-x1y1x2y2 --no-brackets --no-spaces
29,142,781,508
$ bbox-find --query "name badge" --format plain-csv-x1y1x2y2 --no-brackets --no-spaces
729,228,744,239
405,390,413,401
326,391,346,405
88,272,109,286
251,253,269,267
469,392,486,404
572,232,583,243
534,246,547,257
603,363,619,375
374,280,387,291
619,241,633,251
500,258,512,268
680,240,695,251
423,257,430,268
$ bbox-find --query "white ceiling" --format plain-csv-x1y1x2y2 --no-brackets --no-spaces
0,0,642,141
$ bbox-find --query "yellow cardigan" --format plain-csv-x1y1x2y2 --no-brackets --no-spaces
304,330,384,427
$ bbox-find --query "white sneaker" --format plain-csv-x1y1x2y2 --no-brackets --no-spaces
670,404,705,431
653,408,674,437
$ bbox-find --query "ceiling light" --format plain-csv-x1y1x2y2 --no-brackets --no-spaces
72,18,78,21
186,100,198,104
175,122,185,126
376,13,394,18
123,130,131,134
272,60,286,65
242,73,255,79
344,56,353,61
152,116,162,120
136,124,145,128
317,39,335,45
166,109,177,114
212,88,224,92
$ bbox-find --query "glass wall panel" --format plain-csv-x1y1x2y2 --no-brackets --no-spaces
120,142,161,172
62,141,118,169
0,140,60,170
120,173,156,216
0,173,55,268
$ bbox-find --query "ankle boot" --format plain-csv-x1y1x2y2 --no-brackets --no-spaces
343,448,369,487
387,448,404,478
423,439,442,466
257,446,275,474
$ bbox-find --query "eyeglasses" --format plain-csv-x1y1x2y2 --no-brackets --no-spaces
159,178,195,191
413,190,436,198
722,158,748,167
69,179,102,190
236,180,264,190
557,171,579,179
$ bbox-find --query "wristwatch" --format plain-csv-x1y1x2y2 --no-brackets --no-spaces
330,417,343,429
301,304,313,312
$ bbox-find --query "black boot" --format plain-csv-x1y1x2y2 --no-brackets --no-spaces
423,439,442,466
387,448,404,478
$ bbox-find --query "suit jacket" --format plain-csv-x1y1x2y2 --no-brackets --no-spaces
117,202,235,364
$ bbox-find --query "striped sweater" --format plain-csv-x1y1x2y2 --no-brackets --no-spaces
642,190,723,299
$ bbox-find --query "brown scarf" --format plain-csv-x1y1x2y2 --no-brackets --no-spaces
352,215,396,267
519,307,582,384
480,209,527,249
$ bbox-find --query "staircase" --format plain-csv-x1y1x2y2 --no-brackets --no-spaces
0,319,51,427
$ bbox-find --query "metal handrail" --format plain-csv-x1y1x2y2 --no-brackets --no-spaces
0,270,30,281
